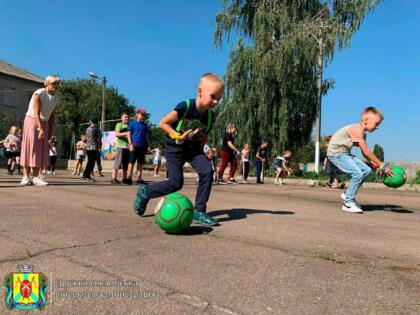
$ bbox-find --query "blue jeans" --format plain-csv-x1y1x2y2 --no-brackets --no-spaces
327,154,371,203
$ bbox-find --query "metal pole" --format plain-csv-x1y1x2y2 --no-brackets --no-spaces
101,77,106,131
314,25,323,174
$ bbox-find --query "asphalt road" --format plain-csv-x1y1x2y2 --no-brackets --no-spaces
0,171,419,314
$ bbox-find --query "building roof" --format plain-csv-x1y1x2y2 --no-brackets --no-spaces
0,60,44,84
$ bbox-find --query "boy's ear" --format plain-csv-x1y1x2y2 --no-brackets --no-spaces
197,87,202,96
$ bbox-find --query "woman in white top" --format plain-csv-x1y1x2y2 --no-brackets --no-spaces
20,75,60,186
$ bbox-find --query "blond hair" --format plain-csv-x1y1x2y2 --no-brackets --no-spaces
44,75,60,87
9,126,18,134
199,73,224,88
362,106,384,121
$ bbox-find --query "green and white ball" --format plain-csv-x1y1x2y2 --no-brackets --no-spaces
383,165,407,189
154,193,194,234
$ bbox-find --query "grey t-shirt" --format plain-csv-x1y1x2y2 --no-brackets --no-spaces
327,124,366,156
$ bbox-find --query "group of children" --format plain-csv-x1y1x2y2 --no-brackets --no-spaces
131,73,392,226
2,72,390,222
1,126,58,176
71,110,162,184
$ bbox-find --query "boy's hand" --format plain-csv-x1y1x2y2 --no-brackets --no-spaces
129,143,134,152
380,162,394,177
179,129,195,141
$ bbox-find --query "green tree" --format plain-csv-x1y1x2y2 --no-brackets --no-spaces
148,123,166,149
213,0,381,154
56,78,135,156
373,144,384,161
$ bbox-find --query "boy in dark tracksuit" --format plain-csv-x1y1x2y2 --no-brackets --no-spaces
255,140,268,184
134,73,224,226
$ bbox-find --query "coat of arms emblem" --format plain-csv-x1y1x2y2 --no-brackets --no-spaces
4,265,48,310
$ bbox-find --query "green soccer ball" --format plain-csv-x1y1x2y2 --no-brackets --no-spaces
383,165,407,189
154,193,194,234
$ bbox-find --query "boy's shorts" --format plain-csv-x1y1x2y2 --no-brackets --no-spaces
153,159,161,165
129,147,147,164
114,148,130,170
76,154,86,161
272,163,281,171
5,151,17,159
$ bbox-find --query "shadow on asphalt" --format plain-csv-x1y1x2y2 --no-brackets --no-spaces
179,226,213,235
363,204,413,213
209,208,295,222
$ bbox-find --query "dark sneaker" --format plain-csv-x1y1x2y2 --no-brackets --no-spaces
227,179,237,185
122,178,132,185
217,179,227,185
83,177,95,183
97,171,105,177
136,179,147,185
192,211,219,226
256,181,263,184
17,170,23,175
111,179,121,184
133,184,150,216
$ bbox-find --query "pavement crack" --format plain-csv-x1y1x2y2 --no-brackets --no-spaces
0,230,142,265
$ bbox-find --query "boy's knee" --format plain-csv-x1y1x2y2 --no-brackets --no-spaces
351,170,364,181
168,177,183,191
362,167,371,177
200,166,214,179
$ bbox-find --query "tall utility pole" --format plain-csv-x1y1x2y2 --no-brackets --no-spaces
314,22,324,174
101,77,107,131
292,11,332,174
89,72,107,130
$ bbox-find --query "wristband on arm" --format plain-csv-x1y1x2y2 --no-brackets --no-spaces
169,132,183,144
380,162,389,171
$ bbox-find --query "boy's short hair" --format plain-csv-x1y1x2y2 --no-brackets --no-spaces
200,73,224,88
282,150,292,156
226,123,236,130
362,107,384,121
120,111,128,117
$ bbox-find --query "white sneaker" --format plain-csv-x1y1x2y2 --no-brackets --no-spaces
341,193,361,208
20,177,30,186
52,171,56,175
274,179,278,185
32,177,48,186
277,179,283,185
342,202,363,213
47,171,52,174
72,171,77,175
242,180,248,184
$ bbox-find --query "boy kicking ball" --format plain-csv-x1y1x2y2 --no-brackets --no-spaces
133,73,224,226
327,107,393,214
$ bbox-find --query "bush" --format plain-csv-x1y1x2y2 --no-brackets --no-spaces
411,170,420,185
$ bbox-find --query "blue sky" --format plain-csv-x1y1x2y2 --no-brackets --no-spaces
0,1,419,161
